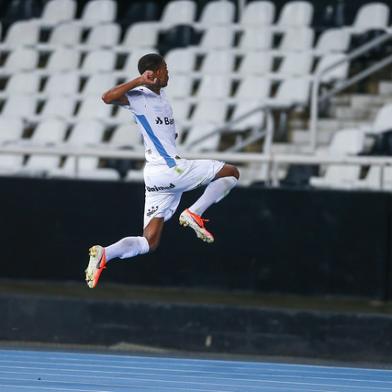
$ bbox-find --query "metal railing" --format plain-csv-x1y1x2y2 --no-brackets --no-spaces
310,31,392,152
2,144,392,189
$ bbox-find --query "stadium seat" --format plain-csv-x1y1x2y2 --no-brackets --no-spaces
30,118,68,144
83,23,121,49
81,50,116,74
23,154,61,174
52,157,120,180
200,51,235,74
0,117,25,144
44,73,80,96
171,99,191,128
0,154,24,174
239,28,273,51
371,104,392,134
346,3,390,33
37,0,77,25
120,23,159,50
273,1,314,31
190,100,227,125
79,0,117,26
268,78,311,108
109,123,143,149
314,53,349,83
1,73,40,97
196,75,232,100
44,22,83,49
198,0,235,26
45,48,80,73
160,0,196,27
1,96,36,119
355,165,392,190
238,52,273,75
164,75,193,100
0,48,38,75
312,28,351,56
34,97,75,121
310,129,365,188
66,120,105,145
76,96,112,121
274,27,314,54
0,21,39,50
270,52,313,79
82,74,116,96
182,123,220,152
165,48,196,74
199,26,235,49
240,1,275,27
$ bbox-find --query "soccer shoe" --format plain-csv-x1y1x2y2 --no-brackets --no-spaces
179,209,214,243
85,245,107,288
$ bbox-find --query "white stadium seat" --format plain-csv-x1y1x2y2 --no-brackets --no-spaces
239,28,274,51
66,120,105,145
121,23,159,49
201,52,235,74
372,104,392,134
1,49,38,74
191,100,227,125
80,0,117,26
238,52,273,75
183,123,220,152
196,75,232,100
44,73,80,96
46,48,80,72
160,0,196,27
200,26,235,49
82,74,116,96
76,96,112,121
3,73,40,95
273,1,314,30
81,50,116,73
0,117,25,144
348,3,390,33
310,129,365,189
164,75,193,100
38,0,77,25
2,96,36,119
109,123,143,149
313,29,351,56
315,53,349,83
0,21,39,49
36,97,75,121
198,0,235,26
165,49,195,74
31,118,68,144
47,23,83,47
85,23,121,48
240,1,275,27
272,52,313,78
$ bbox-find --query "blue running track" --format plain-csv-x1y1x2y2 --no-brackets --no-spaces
0,349,391,391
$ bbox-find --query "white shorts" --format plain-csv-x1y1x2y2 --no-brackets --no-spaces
143,158,225,228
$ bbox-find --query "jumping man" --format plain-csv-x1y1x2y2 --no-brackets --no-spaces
85,53,239,288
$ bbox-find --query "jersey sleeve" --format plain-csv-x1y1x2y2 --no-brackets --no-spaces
123,90,144,114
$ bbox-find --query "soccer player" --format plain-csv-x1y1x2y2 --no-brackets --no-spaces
85,53,239,288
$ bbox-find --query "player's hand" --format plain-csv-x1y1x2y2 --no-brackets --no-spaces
140,70,158,85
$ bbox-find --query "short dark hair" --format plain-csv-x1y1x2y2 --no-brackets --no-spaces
138,53,164,74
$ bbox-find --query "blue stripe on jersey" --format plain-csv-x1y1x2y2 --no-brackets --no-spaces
135,114,176,168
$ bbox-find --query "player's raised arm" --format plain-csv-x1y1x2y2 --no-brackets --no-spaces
101,71,158,105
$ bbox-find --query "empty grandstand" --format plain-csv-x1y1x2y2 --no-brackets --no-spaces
0,0,391,190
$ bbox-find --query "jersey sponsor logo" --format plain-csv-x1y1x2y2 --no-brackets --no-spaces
155,116,174,125
146,183,175,192
146,205,159,217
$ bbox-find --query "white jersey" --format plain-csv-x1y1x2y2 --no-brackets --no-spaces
123,86,179,167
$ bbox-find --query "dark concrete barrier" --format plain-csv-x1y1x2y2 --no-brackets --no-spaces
0,177,391,299
2,292,392,363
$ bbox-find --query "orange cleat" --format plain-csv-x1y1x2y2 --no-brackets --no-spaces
179,209,214,243
85,245,107,288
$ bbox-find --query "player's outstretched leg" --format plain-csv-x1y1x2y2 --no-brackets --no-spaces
85,218,164,288
180,164,239,243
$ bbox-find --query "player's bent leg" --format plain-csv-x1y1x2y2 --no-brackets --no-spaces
84,220,164,289
143,217,165,252
179,163,239,243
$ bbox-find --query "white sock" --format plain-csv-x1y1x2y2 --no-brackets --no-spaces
189,176,237,216
105,236,149,262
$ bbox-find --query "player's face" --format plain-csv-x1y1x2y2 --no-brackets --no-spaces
156,61,169,87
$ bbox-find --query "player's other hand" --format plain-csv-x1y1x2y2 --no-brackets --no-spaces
140,70,158,85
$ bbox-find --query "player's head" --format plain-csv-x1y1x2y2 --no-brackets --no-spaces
138,53,169,87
